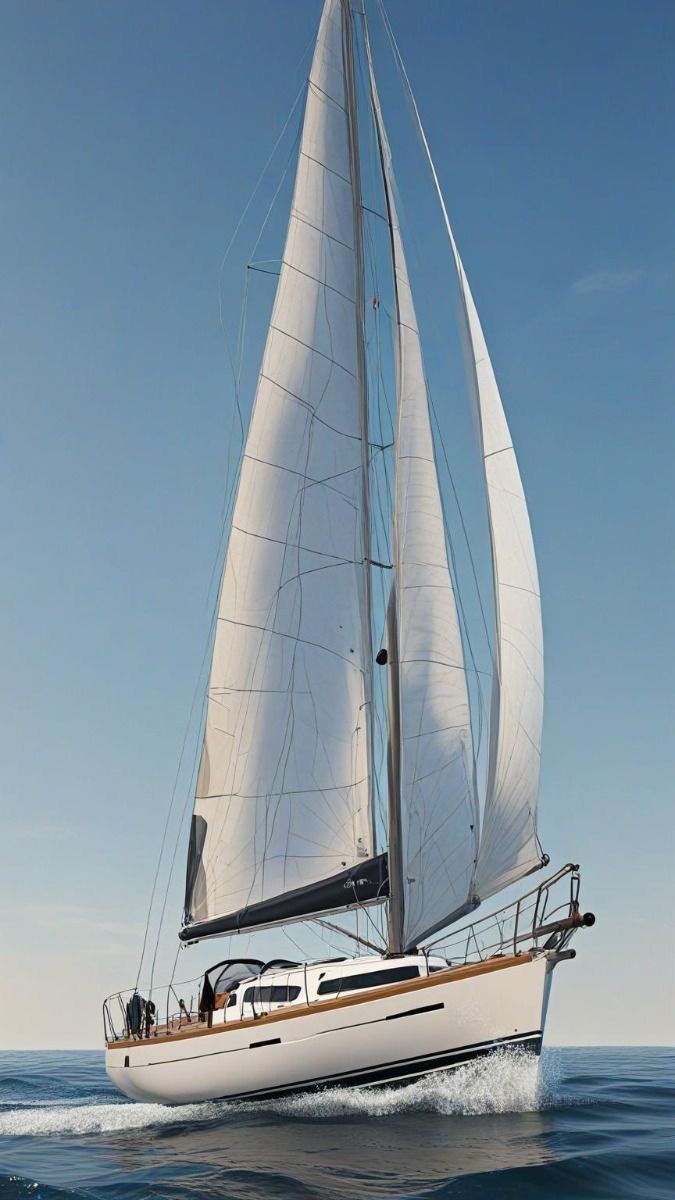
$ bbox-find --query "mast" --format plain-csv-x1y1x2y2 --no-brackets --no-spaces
385,585,404,953
364,10,477,954
341,0,377,858
369,37,405,955
353,0,403,954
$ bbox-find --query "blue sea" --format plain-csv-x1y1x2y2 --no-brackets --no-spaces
0,1048,672,1199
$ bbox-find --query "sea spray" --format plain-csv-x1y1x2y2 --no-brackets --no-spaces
276,1048,549,1119
0,1049,558,1137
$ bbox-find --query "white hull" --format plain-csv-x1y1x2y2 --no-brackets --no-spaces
106,953,554,1105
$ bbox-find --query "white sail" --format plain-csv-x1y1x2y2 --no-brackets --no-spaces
366,39,478,950
182,0,385,941
369,26,544,905
460,269,544,899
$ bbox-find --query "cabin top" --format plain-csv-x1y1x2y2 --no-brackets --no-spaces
209,953,449,1023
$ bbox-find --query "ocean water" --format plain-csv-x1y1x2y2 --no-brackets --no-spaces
0,1048,672,1199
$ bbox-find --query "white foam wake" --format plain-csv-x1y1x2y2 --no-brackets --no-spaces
0,1101,214,1137
276,1048,551,1118
0,1049,556,1135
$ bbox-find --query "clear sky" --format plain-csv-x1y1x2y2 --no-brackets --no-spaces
2,0,673,1049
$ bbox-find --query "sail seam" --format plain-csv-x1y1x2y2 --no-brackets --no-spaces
260,374,362,439
308,79,348,113
215,616,365,669
498,639,544,690
231,523,358,562
243,451,359,495
405,722,470,740
300,149,352,186
512,724,542,756
398,657,466,669
290,210,354,251
210,687,311,696
197,778,369,801
281,259,356,304
269,324,357,376
397,453,440,463
489,484,531,502
500,582,541,597
400,583,465,591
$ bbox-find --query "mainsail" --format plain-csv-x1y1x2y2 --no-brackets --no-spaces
181,0,386,942
365,36,478,952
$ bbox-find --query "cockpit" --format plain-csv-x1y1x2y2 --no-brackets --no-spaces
199,958,301,1022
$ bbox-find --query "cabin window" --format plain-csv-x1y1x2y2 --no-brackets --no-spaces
316,965,420,995
242,985,301,1004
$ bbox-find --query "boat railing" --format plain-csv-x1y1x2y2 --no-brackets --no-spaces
103,965,304,1043
423,862,594,966
103,974,205,1044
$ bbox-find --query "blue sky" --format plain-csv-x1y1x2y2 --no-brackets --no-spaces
2,0,673,1048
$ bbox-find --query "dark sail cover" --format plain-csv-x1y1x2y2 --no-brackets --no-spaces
180,853,388,941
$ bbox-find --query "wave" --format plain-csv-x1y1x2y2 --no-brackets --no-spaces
0,1049,558,1137
0,1175,88,1199
0,1101,215,1138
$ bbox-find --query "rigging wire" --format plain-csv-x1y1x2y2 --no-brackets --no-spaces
134,638,211,993
207,119,304,612
147,697,206,1001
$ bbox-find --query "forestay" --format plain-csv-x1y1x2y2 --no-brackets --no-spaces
181,0,386,942
366,38,478,951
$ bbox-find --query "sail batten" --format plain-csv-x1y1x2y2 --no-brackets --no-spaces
182,0,378,941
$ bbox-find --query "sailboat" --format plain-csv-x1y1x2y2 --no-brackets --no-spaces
104,0,594,1105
